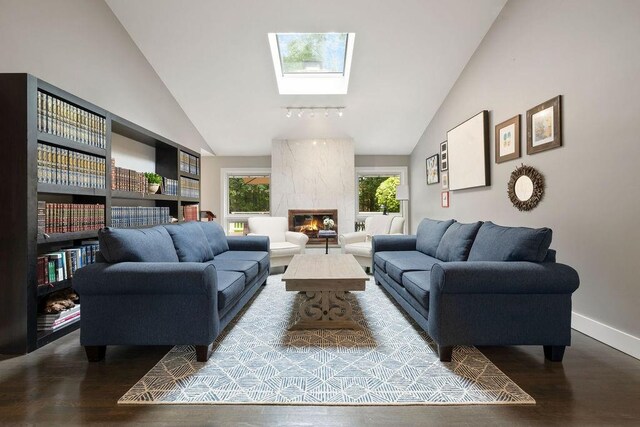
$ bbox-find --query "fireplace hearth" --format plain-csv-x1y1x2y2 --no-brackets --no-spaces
288,209,338,245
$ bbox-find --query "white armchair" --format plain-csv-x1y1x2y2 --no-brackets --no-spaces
339,216,405,269
248,217,309,268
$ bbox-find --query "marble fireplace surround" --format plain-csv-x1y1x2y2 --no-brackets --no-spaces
271,139,355,239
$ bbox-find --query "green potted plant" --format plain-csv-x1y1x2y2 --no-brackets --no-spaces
144,172,162,194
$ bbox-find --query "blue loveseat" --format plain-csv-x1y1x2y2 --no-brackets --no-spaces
74,221,269,362
372,219,579,362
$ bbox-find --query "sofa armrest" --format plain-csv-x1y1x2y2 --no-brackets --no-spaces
226,235,269,252
73,262,217,297
339,231,367,247
285,231,309,247
430,261,580,295
371,235,417,253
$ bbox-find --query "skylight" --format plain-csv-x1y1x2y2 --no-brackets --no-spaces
268,32,355,95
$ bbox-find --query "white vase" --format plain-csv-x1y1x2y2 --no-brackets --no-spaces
148,183,160,194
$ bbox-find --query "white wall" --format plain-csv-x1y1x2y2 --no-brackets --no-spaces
111,133,155,173
410,0,640,357
0,0,208,153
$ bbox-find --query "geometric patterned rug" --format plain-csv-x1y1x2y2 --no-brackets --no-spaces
119,274,535,405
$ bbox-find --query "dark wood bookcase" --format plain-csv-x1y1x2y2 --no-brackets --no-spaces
0,74,200,354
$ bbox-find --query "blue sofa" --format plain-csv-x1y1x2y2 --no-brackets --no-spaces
74,221,269,362
372,219,579,362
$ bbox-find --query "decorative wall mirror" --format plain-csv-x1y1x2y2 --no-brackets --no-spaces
507,164,545,211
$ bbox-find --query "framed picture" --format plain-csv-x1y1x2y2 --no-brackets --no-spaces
495,114,520,163
440,141,448,171
441,191,449,208
441,171,449,189
527,95,561,154
426,154,439,185
447,110,490,190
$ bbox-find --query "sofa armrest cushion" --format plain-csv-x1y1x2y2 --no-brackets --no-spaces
431,261,579,294
74,262,217,297
468,222,552,263
339,231,368,246
416,218,455,257
285,231,309,247
372,235,417,253
164,222,214,262
98,226,179,263
197,221,230,256
435,221,483,261
226,236,270,252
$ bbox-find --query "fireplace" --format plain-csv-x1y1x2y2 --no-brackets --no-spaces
288,209,338,245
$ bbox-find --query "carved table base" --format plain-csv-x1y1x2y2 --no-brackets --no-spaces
290,290,362,330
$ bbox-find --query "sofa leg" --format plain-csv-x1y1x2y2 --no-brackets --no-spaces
544,345,566,362
195,344,212,362
84,345,106,362
437,345,453,362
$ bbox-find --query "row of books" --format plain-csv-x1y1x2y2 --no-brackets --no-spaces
38,305,81,332
37,242,99,285
111,161,148,193
180,151,199,175
37,143,106,188
39,202,105,234
180,177,200,199
37,91,106,149
111,206,172,228
164,177,178,196
183,204,199,222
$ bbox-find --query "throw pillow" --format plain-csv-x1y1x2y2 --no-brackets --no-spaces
415,218,455,257
467,221,553,262
435,221,483,262
98,226,179,263
164,222,215,262
198,221,230,256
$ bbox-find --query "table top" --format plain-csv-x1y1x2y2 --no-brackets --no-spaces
282,254,369,292
317,230,337,237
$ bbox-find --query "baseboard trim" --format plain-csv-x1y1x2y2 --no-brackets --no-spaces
572,312,640,360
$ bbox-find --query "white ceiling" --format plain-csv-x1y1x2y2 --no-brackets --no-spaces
106,0,506,156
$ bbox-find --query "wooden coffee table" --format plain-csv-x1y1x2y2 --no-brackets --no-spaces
282,254,369,330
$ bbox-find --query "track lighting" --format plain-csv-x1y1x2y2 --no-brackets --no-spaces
282,106,346,118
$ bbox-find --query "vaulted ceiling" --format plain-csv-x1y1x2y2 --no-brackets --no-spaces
106,0,506,155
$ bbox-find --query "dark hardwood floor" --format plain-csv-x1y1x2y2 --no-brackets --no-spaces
0,329,638,426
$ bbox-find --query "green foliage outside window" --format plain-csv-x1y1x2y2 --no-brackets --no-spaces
228,177,269,214
359,176,400,213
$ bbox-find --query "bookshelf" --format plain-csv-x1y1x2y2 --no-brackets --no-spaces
0,74,200,354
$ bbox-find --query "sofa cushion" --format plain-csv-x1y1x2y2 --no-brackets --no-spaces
435,221,483,262
215,270,245,311
208,259,259,284
416,218,455,257
383,251,441,284
98,226,179,263
402,271,431,311
270,241,302,257
468,222,553,263
197,221,230,256
345,241,372,258
164,222,215,262
373,251,394,273
215,250,270,273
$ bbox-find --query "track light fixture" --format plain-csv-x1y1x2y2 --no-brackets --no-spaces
283,107,346,118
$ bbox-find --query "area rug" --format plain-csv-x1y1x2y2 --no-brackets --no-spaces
119,275,534,405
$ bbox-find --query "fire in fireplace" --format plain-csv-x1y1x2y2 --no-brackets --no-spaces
288,209,338,245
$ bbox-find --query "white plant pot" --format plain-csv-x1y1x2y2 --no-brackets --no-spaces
148,183,160,194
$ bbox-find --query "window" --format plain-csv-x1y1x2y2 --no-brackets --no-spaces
276,33,348,75
222,168,270,235
355,167,408,221
268,32,356,95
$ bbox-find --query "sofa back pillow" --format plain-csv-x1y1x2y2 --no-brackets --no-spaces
435,221,483,262
164,222,215,262
468,221,553,263
415,218,455,257
198,221,230,256
99,226,179,263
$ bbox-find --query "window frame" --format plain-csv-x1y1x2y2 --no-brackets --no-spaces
221,168,271,235
355,166,408,228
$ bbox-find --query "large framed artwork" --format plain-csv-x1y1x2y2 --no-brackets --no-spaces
426,154,439,185
526,95,561,154
495,115,520,163
447,110,490,191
